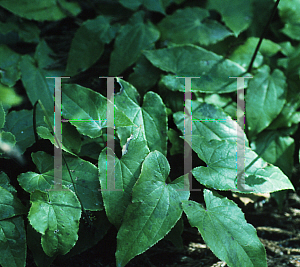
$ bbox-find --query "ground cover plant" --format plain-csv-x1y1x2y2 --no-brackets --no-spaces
0,0,300,266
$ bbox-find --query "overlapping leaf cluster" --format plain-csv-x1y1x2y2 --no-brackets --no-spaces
0,0,299,267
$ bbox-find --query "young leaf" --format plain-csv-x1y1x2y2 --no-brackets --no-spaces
182,189,267,267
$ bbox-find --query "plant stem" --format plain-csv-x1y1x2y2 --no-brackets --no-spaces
247,0,281,73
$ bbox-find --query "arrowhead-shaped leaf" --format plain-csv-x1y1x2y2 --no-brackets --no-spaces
115,151,189,267
173,101,294,193
99,125,150,228
182,189,267,267
191,136,294,193
115,79,167,156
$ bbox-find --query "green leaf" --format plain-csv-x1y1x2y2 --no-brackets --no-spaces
144,44,247,93
78,135,106,160
0,131,24,164
61,122,81,155
207,0,253,36
34,39,62,72
57,210,111,260
0,17,40,43
0,216,26,267
0,171,17,196
0,45,21,86
28,189,81,257
246,65,287,138
164,217,184,249
182,190,267,267
249,0,273,37
26,224,56,267
258,38,282,57
158,7,232,46
3,109,36,154
119,0,166,14
18,155,103,211
251,130,295,178
0,84,23,107
31,151,54,173
191,137,294,193
0,0,81,21
277,0,300,40
109,11,160,75
173,101,249,146
61,83,134,138
229,37,281,69
173,101,294,193
0,186,26,220
36,126,77,156
115,151,189,267
115,79,167,156
128,55,161,93
167,128,184,156
99,125,150,228
19,55,53,115
66,15,119,76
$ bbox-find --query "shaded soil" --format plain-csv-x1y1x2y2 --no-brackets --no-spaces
26,190,300,267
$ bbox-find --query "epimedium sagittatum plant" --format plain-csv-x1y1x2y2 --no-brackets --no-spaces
0,0,299,266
